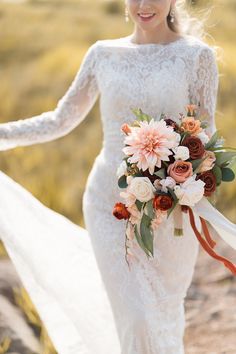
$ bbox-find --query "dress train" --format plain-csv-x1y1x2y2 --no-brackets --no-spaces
0,169,120,354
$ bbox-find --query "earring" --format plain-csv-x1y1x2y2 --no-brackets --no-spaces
170,7,175,23
125,6,129,22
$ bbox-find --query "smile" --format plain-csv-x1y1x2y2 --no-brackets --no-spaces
138,13,156,22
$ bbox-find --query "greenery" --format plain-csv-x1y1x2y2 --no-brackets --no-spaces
0,0,235,352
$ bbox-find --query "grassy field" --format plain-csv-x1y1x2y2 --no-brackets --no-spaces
0,0,236,352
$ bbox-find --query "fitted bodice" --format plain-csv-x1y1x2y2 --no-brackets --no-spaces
0,34,219,169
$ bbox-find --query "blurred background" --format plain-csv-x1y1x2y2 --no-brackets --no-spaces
0,0,235,353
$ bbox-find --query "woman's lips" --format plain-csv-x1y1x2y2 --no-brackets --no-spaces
138,13,156,22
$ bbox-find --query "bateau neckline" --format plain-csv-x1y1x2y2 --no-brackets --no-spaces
117,34,190,47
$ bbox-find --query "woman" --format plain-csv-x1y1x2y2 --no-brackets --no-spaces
0,0,235,353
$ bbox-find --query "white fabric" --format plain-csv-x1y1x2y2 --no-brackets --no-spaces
0,35,234,354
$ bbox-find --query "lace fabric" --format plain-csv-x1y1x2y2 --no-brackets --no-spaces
0,35,222,354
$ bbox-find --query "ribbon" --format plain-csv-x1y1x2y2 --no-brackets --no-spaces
185,206,236,276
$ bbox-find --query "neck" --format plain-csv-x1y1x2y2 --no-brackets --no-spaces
131,23,179,45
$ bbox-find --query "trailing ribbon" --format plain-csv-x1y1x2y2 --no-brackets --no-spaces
185,206,236,276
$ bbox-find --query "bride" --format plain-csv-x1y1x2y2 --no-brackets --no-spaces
0,0,235,353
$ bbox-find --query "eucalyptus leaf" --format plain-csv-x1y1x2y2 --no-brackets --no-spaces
212,165,222,185
140,213,154,257
145,199,155,219
205,130,219,149
167,200,178,218
167,187,178,202
191,158,206,173
135,199,143,212
154,168,166,179
215,152,236,166
118,175,128,188
134,224,152,257
221,168,235,182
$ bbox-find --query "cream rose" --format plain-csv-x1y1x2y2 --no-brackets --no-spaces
198,150,216,173
129,177,156,202
174,175,205,206
173,146,190,161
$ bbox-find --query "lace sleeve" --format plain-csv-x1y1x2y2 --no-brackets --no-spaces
189,45,219,135
0,41,100,151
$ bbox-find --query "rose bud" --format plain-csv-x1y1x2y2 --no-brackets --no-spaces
121,123,132,135
113,202,130,220
182,136,205,160
196,171,216,197
164,118,179,131
185,104,198,117
153,195,173,211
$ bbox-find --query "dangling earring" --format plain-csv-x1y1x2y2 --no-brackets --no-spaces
170,7,175,23
125,6,129,22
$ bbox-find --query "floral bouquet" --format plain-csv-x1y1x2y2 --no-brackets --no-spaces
112,105,236,275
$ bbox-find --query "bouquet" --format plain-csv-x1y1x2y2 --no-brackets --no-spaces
112,104,236,275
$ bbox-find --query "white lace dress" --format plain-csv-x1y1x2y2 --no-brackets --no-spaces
1,34,234,354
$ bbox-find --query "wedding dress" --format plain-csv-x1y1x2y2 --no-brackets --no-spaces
0,34,236,354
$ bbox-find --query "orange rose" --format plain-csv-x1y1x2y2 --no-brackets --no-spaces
153,195,173,211
113,202,130,220
181,117,202,135
167,160,193,183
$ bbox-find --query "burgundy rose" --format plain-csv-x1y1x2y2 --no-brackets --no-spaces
182,136,205,160
196,171,216,196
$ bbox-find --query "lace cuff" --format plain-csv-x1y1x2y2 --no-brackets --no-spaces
0,41,100,150
189,46,219,135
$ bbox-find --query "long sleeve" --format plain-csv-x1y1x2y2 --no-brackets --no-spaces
0,41,100,151
189,45,219,136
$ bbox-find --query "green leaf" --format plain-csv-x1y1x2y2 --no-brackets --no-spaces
135,199,143,212
205,130,219,149
221,168,235,182
191,157,206,173
167,199,178,218
118,175,128,188
215,152,236,166
212,165,222,185
145,199,155,219
210,147,236,151
167,187,178,202
154,168,166,179
200,122,208,129
131,108,152,122
180,131,190,144
140,213,154,257
134,224,152,257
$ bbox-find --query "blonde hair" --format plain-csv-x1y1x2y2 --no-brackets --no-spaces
168,0,222,61
171,1,214,37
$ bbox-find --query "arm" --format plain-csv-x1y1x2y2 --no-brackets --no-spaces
189,45,219,136
0,41,100,151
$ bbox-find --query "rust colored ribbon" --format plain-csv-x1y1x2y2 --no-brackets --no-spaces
185,206,236,276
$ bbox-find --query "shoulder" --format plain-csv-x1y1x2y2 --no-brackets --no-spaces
183,35,218,59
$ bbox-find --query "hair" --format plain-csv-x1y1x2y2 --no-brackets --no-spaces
167,0,222,61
